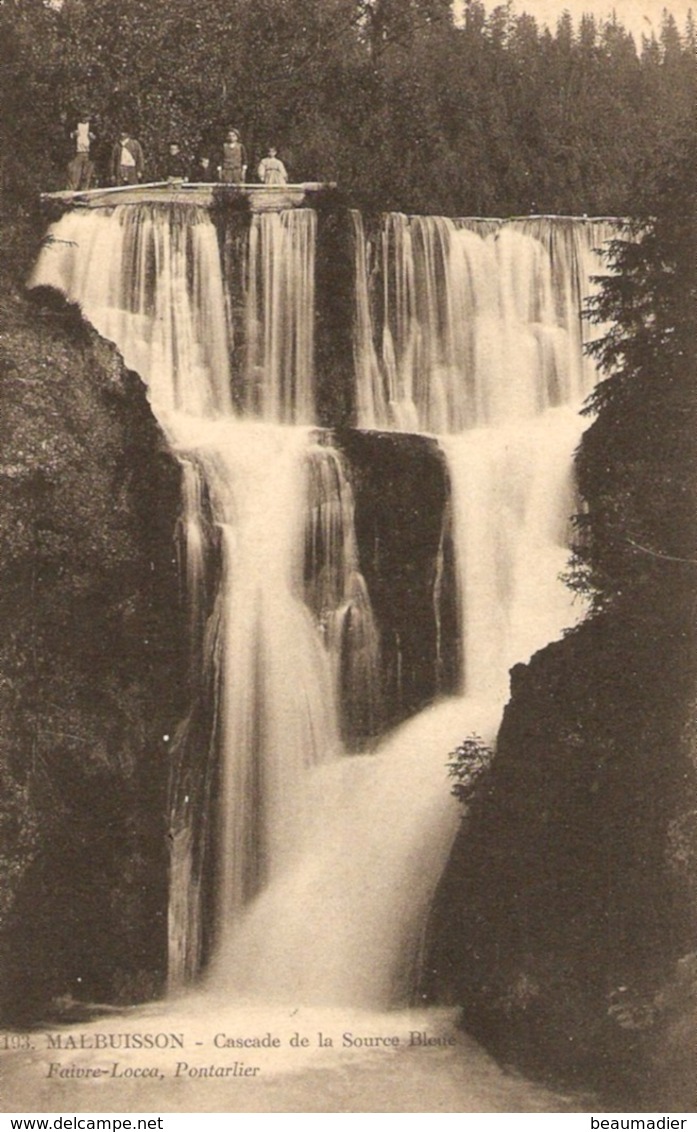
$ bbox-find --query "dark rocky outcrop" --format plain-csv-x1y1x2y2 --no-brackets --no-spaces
336,428,459,732
0,211,187,1023
425,593,697,1102
315,202,356,430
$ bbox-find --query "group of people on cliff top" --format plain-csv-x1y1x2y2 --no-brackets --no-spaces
66,118,288,191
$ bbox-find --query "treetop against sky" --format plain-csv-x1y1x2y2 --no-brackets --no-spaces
454,0,695,43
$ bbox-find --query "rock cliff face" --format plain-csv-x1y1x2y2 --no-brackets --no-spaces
0,220,187,1022
336,428,458,732
425,594,697,1099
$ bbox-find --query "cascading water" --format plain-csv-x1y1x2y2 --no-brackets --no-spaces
175,419,342,919
164,420,347,991
29,202,613,1104
304,441,382,746
353,211,612,435
35,204,232,417
30,202,381,995
353,212,614,697
243,210,317,423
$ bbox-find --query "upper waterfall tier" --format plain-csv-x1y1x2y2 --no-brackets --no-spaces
31,204,317,426
353,213,616,433
33,204,233,418
32,206,615,435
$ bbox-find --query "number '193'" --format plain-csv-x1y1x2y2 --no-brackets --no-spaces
0,1033,33,1050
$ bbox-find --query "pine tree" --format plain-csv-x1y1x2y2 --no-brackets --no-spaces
572,138,697,608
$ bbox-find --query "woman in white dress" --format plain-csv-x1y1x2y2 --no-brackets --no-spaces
257,146,288,185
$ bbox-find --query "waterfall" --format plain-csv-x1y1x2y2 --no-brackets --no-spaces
31,203,612,1015
33,201,384,997
213,214,613,1007
243,211,317,423
304,441,382,746
442,410,582,699
182,421,341,918
353,211,614,694
353,212,613,434
33,204,232,417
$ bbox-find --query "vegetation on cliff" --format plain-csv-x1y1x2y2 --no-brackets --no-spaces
571,162,697,614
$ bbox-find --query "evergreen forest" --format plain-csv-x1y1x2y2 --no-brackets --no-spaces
1,0,697,217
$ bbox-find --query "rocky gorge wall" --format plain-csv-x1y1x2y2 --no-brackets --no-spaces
425,596,697,1103
0,212,188,1021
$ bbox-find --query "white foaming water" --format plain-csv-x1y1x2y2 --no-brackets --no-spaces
353,212,613,702
304,441,382,744
189,421,341,920
33,204,233,416
27,204,609,1108
164,418,348,988
353,212,613,433
442,407,584,700
243,210,317,422
33,205,345,986
208,695,499,1010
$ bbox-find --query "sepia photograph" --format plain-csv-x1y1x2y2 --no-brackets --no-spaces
0,0,696,1116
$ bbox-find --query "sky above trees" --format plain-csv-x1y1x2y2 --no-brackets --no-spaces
453,0,694,43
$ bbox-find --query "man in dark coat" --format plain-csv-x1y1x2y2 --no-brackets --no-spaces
110,131,145,185
165,141,189,181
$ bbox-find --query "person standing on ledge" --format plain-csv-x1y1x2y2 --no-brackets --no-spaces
110,130,145,185
257,146,288,185
164,141,189,181
67,113,96,190
219,128,247,183
191,153,215,182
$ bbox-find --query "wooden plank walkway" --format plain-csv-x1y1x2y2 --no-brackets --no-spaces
40,181,338,212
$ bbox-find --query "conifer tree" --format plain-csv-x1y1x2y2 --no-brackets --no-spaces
573,138,697,608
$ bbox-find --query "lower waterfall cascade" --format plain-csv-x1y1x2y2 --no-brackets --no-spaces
30,204,614,1016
